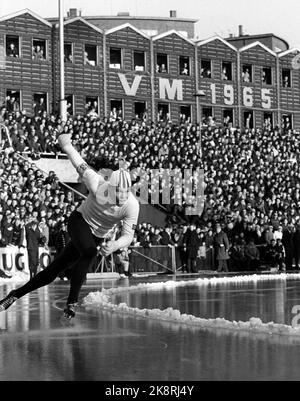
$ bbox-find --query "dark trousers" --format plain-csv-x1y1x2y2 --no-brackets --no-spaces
28,248,39,279
217,260,229,273
187,258,197,273
180,248,187,272
14,211,102,304
285,250,293,271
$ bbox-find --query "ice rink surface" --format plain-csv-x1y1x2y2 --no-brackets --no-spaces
1,276,300,381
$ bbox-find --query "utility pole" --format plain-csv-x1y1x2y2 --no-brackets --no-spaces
59,0,67,122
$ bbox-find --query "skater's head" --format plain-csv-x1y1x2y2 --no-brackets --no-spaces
108,165,132,206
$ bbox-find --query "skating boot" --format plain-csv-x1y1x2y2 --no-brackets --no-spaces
63,303,78,320
0,291,18,312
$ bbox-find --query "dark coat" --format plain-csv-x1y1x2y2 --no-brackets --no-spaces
282,229,294,254
25,224,41,250
1,221,14,246
214,231,230,261
160,231,175,246
184,230,201,259
293,229,300,256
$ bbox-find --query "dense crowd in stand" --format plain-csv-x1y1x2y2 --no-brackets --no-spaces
1,103,300,275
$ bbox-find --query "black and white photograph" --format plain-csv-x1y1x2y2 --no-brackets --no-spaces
1,0,300,386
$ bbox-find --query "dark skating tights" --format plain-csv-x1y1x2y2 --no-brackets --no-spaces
13,211,103,304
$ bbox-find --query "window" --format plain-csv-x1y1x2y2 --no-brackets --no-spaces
158,103,170,120
110,48,122,69
134,101,147,120
110,100,123,121
6,35,19,58
179,56,190,76
32,39,47,60
200,60,212,79
223,109,234,127
263,112,273,130
282,113,293,130
243,110,254,129
85,96,99,117
84,45,97,66
65,95,74,116
156,53,168,73
180,105,191,123
64,43,73,63
222,62,232,81
33,93,47,116
262,67,272,85
242,64,252,83
202,107,214,126
134,51,145,71
282,69,291,88
5,90,21,112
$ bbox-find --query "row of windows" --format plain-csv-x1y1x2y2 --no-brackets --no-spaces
3,89,192,121
7,35,48,60
201,107,293,130
6,35,190,74
4,89,294,129
201,60,292,87
5,35,294,86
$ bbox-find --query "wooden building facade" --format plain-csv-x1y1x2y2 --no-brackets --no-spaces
1,9,300,130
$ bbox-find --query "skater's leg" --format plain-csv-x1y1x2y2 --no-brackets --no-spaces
65,211,102,305
67,247,97,304
13,242,79,299
66,232,99,304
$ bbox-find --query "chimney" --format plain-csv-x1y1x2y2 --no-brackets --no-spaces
170,10,177,18
68,8,78,18
238,25,244,37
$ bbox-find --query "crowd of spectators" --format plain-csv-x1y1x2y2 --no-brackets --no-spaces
1,102,300,273
0,149,79,274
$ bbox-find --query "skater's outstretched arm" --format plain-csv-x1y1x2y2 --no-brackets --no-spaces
58,130,104,195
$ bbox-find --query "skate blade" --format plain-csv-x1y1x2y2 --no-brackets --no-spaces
60,315,75,327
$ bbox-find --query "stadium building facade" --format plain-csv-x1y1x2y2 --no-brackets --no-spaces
0,9,300,129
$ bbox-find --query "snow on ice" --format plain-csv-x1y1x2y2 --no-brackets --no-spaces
83,273,300,337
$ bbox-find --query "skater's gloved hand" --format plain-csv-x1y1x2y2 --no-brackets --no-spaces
101,241,118,257
58,132,72,151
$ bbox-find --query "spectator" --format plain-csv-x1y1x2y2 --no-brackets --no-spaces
276,239,286,271
1,215,14,247
229,242,246,272
183,223,200,274
244,240,260,271
282,224,294,271
293,225,300,270
214,223,230,273
115,248,131,278
274,226,283,241
12,218,26,247
25,220,41,279
7,43,18,58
